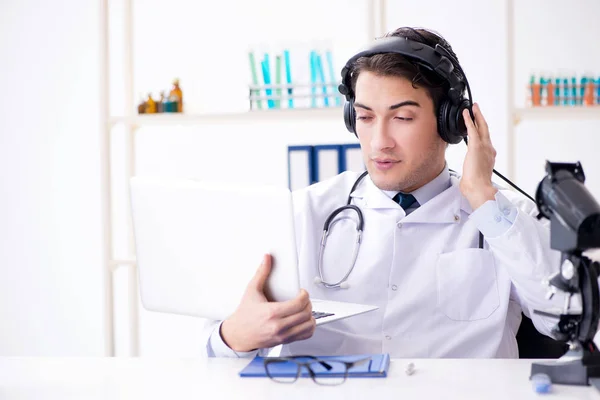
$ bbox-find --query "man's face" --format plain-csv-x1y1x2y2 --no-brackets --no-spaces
354,71,447,192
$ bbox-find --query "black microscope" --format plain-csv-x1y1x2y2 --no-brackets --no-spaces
530,161,600,386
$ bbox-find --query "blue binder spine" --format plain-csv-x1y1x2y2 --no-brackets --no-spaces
287,145,315,190
339,143,362,172
312,144,342,183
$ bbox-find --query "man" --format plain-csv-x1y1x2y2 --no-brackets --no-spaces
201,27,562,358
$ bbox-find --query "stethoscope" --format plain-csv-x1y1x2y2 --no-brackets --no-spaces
313,169,484,290
313,171,369,289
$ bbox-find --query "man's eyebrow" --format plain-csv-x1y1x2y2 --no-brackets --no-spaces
353,102,372,111
389,100,420,110
353,101,421,111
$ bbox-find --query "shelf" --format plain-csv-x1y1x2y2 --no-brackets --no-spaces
110,107,343,127
109,258,136,271
514,107,600,124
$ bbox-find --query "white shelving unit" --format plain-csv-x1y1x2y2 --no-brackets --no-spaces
108,107,344,128
99,0,387,357
513,107,600,124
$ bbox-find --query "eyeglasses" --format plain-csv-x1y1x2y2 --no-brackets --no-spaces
263,355,371,386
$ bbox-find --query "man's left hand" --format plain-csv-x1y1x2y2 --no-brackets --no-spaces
460,103,498,210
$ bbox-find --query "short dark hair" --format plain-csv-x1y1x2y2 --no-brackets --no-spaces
349,27,462,115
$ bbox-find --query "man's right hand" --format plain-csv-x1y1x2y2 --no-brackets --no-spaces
220,254,316,352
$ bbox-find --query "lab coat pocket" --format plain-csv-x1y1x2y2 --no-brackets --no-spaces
435,248,499,321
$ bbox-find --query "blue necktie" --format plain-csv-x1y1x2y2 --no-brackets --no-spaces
393,192,418,210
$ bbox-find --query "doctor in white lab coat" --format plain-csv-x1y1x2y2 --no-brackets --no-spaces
201,27,562,359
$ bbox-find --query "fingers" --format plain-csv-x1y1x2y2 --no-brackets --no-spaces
472,103,490,141
271,289,310,318
282,317,317,344
278,299,313,332
462,108,479,143
262,295,314,347
249,254,272,292
463,103,491,145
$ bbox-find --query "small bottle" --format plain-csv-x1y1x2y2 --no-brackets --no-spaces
530,75,541,107
580,76,588,105
137,93,147,114
527,74,535,106
562,77,569,106
164,95,177,112
169,78,183,112
145,93,157,113
570,76,577,106
157,91,165,113
584,78,595,106
546,78,555,106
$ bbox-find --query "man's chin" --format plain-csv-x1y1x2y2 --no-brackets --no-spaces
368,169,406,191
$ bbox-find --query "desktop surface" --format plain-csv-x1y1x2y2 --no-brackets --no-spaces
0,357,597,399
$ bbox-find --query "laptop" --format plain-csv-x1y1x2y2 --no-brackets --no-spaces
129,176,378,326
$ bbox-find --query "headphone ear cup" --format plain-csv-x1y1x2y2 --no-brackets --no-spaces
439,99,469,145
344,100,357,136
437,100,452,144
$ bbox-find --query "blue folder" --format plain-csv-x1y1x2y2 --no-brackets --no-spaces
239,354,390,378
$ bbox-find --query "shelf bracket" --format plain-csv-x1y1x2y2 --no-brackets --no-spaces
130,123,140,133
513,113,522,126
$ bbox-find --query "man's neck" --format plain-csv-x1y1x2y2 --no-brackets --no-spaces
402,162,447,193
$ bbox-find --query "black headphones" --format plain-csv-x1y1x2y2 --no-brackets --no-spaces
338,35,473,145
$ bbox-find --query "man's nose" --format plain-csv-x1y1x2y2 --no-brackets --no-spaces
371,120,395,151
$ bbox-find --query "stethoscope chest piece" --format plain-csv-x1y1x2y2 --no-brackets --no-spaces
314,172,368,290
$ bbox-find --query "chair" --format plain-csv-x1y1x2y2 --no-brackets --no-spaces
516,314,568,359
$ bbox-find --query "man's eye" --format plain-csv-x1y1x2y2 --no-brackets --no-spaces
395,117,413,121
356,116,372,121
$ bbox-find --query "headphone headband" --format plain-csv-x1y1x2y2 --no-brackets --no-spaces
338,36,466,105
338,34,473,145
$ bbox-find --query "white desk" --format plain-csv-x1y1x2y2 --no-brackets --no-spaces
0,357,598,399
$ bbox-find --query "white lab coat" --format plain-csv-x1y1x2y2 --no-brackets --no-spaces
282,170,563,358
203,170,564,358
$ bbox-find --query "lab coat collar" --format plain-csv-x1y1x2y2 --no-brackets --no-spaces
350,174,473,224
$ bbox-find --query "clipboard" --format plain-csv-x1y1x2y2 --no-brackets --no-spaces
239,354,390,378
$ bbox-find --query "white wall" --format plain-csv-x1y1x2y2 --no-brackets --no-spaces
513,0,600,199
0,0,104,355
